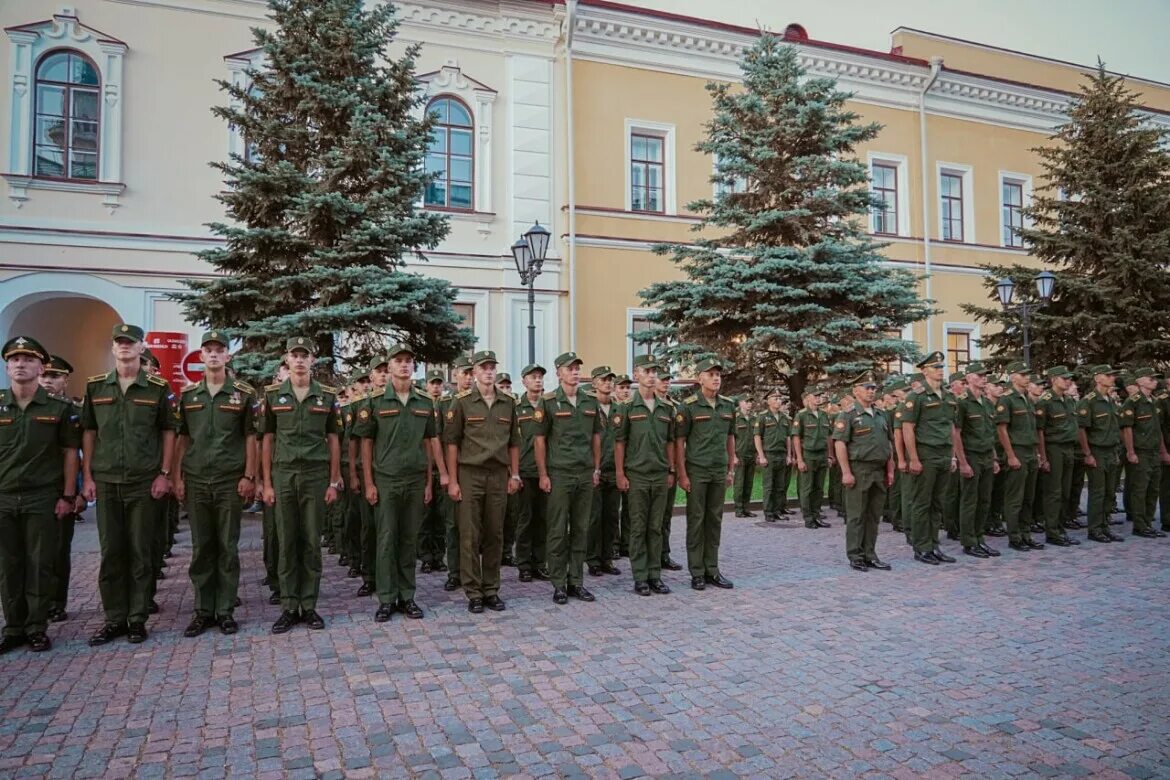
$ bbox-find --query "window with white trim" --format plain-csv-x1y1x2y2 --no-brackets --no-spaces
937,163,974,243
999,172,1032,248
624,119,676,215
944,325,980,376
867,153,909,236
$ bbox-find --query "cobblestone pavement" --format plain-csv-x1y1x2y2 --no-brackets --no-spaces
1,503,1169,779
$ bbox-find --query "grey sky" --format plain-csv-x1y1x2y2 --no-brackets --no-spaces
616,0,1170,84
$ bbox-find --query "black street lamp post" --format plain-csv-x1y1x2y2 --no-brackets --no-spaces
511,221,551,366
996,270,1056,368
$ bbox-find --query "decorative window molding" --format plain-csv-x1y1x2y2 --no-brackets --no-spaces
867,152,910,237
416,60,496,214
4,6,127,211
943,322,980,376
224,47,265,162
624,118,676,215
936,161,975,243
998,170,1033,248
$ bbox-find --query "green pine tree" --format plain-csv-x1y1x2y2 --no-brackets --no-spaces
637,35,931,401
962,62,1170,368
176,0,473,383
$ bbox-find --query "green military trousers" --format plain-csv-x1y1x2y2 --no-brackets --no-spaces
457,464,507,600
618,491,630,557
798,455,827,523
373,477,425,605
503,489,518,562
587,478,619,569
1042,443,1074,540
732,458,755,513
546,470,593,590
627,478,667,583
515,477,547,575
1086,446,1119,536
761,453,788,516
1003,456,1039,545
844,461,886,563
0,487,60,637
359,490,376,585
1066,452,1086,524
684,476,726,579
95,479,156,625
885,470,902,529
418,472,445,566
910,444,952,554
943,471,960,537
1128,450,1161,533
958,453,995,548
186,479,243,618
273,468,327,613
262,500,280,593
1160,463,1170,530
661,483,677,557
901,466,916,544
51,505,78,615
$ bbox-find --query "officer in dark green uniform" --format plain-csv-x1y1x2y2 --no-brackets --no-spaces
261,363,290,605
82,324,177,645
952,362,1001,558
832,371,893,572
0,337,80,653
675,358,736,590
1120,367,1169,538
260,336,344,633
753,389,791,522
444,350,521,613
38,355,84,625
657,367,683,571
586,365,622,577
174,331,257,636
902,351,959,565
419,368,448,573
996,361,1044,552
1035,365,1081,547
440,355,473,591
732,395,757,518
1078,365,1125,543
355,343,436,621
615,354,675,595
514,363,549,582
795,390,833,530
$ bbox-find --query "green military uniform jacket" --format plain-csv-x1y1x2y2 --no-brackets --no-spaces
614,391,674,481
443,386,520,467
1076,389,1121,448
82,369,176,484
995,388,1038,451
538,386,602,474
0,387,81,493
515,392,544,479
1120,392,1164,451
792,409,831,456
259,379,344,468
675,392,736,480
903,385,958,449
956,392,997,456
592,393,619,479
177,377,257,483
831,405,892,463
753,411,790,455
733,412,756,458
1035,390,1078,446
1157,388,1170,448
353,385,436,480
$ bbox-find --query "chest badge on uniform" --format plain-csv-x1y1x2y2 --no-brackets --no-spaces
835,420,845,429
279,396,287,404
358,409,369,420
229,392,241,405
534,409,544,421
446,410,455,420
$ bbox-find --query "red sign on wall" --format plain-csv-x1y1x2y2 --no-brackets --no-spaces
181,350,205,384
144,331,189,396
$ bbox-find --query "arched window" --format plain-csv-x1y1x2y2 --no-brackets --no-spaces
33,50,101,180
425,96,474,210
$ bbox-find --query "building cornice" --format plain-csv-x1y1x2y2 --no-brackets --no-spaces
394,0,561,44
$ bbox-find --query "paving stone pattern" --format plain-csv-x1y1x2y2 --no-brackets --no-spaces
1,506,1168,778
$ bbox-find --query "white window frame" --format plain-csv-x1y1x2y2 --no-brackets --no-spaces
417,59,496,214
624,118,676,215
998,171,1033,249
936,162,975,244
867,152,910,237
224,49,267,163
626,307,658,376
4,8,127,211
943,322,981,375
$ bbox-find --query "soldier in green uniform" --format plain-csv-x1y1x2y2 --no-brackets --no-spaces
984,375,1009,536
675,358,736,590
614,374,633,559
586,365,622,577
615,354,676,596
82,325,177,645
1035,366,1082,547
879,378,907,533
139,349,173,602
260,363,290,605
0,337,81,653
173,331,257,636
732,396,757,518
38,355,84,624
657,367,683,571
440,356,473,591
444,350,520,613
793,388,832,528
536,352,603,604
753,389,791,522
335,367,366,567
514,364,549,582
1120,367,1169,538
355,343,436,621
260,337,344,633
996,361,1045,552
1078,365,1126,543
1064,377,1088,531
952,363,1001,558
351,356,389,595
942,371,967,540
832,371,894,572
902,351,959,565
496,372,519,566
419,368,449,573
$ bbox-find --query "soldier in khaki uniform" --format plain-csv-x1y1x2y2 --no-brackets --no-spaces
536,352,603,604
444,350,521,613
657,368,684,572
586,365,622,578
355,343,436,621
902,351,959,565
996,361,1045,552
615,354,676,596
440,355,473,592
350,355,389,595
675,358,736,591
260,337,344,634
1035,366,1082,547
1078,365,1125,543
260,363,290,605
1120,367,1169,538
514,364,549,582
614,374,633,559
173,331,257,636
732,396,757,518
952,362,1001,558
419,368,449,573
832,371,894,572
754,389,792,523
0,337,81,653
496,372,518,566
82,324,177,646
793,389,832,528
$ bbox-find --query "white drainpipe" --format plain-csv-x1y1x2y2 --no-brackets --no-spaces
919,56,943,353
565,0,578,351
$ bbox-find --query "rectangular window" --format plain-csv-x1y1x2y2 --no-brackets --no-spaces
630,133,665,213
871,163,898,235
630,315,657,369
1002,180,1025,247
713,153,747,198
940,172,964,242
880,329,902,376
945,330,971,377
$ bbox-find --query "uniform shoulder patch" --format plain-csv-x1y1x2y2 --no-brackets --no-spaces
542,391,557,401
87,372,110,383
233,380,255,394
683,394,698,404
1040,391,1052,401
413,388,431,401
499,389,515,401
318,384,338,395
1084,391,1097,400
440,392,452,401
265,383,281,393
455,389,473,399
180,383,199,394
718,394,734,404
147,374,169,388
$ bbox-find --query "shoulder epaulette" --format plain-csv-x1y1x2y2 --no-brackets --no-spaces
499,389,515,401
718,394,734,404
440,392,452,401
180,383,199,394
1083,391,1097,400
683,394,698,404
1040,391,1052,401
147,374,169,388
318,384,338,395
413,387,431,401
584,389,597,398
542,391,557,401
265,382,281,393
88,372,110,383
455,389,473,399
233,379,255,394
